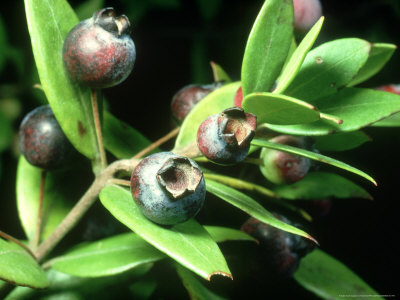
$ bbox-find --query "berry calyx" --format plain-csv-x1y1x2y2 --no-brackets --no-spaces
18,105,75,170
171,82,223,124
130,152,206,225
197,107,257,165
63,7,136,88
260,135,311,184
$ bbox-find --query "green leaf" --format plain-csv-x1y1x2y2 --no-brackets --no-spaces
204,226,256,243
205,179,316,243
174,81,241,150
24,0,100,163
264,87,400,135
242,92,320,125
99,185,232,281
16,156,78,243
274,17,324,94
0,111,12,152
295,249,383,300
210,61,231,83
348,43,397,87
284,38,371,103
176,265,228,300
241,0,293,96
103,111,153,159
313,131,370,151
75,0,104,20
274,172,372,200
0,238,49,288
371,111,400,127
252,138,376,185
50,233,165,277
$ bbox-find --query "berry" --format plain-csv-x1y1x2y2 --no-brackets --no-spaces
130,152,206,225
260,135,310,184
241,214,315,278
171,82,222,123
63,7,136,88
375,84,400,95
197,107,257,165
19,105,75,170
293,0,322,32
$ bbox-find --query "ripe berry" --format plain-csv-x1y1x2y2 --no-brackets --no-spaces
376,84,400,95
171,82,222,124
63,8,136,88
130,152,206,225
19,105,75,170
293,0,322,32
260,135,310,184
241,214,315,278
233,86,243,107
197,107,257,165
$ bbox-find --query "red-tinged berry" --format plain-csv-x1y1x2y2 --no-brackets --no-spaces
293,0,322,32
63,8,136,88
233,86,243,107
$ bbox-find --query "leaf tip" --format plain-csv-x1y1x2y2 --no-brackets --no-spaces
207,271,233,281
307,234,319,246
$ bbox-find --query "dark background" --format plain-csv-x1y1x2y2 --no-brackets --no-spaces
0,0,399,299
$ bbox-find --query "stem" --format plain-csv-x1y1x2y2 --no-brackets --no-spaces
33,170,46,250
34,158,139,262
108,178,131,187
0,230,36,258
91,88,107,169
132,127,180,159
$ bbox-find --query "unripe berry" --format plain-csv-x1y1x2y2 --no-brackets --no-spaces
293,0,322,32
241,213,315,278
197,107,257,165
19,105,75,170
63,8,136,88
171,82,222,124
260,135,310,184
130,152,206,225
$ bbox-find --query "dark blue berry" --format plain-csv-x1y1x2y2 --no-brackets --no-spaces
171,82,223,124
63,7,136,88
260,135,311,184
197,107,257,165
241,214,315,278
130,152,206,225
19,105,75,170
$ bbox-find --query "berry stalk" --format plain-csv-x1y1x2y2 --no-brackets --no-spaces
91,89,107,170
33,170,47,249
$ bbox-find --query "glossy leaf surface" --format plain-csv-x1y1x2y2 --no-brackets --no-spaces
284,38,371,103
204,226,256,243
264,88,400,136
274,17,324,94
16,157,76,243
252,138,376,185
0,238,49,288
99,185,232,281
241,0,293,96
206,179,316,243
242,92,319,125
295,249,383,300
348,43,397,86
274,172,372,200
174,81,241,150
25,0,99,162
51,233,165,277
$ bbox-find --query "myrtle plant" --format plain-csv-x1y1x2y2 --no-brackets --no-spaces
0,0,399,299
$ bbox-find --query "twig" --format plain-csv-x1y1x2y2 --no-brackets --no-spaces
0,230,36,259
91,88,107,169
132,127,180,159
108,178,131,187
33,170,46,250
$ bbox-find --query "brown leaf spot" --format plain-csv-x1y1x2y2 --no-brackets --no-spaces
78,121,87,137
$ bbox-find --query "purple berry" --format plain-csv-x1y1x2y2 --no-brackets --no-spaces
260,135,311,184
19,105,75,170
197,107,257,165
171,82,222,123
241,214,315,277
63,7,136,88
293,0,323,32
130,152,206,225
